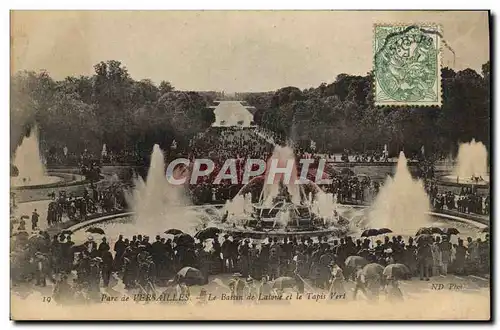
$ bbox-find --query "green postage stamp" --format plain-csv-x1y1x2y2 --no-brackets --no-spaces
374,24,442,106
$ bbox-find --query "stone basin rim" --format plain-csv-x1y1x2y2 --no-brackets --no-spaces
66,205,488,235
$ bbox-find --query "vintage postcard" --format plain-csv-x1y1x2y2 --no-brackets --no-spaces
10,10,491,321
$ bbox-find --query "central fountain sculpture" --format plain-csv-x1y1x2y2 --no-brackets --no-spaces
221,146,349,238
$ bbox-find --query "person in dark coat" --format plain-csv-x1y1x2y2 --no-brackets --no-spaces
269,238,281,280
417,241,432,281
454,239,467,274
31,209,39,231
221,235,233,273
99,237,110,253
260,239,270,277
197,248,211,285
114,235,126,256
249,242,260,279
62,235,75,273
239,239,250,277
101,249,114,287
212,237,222,273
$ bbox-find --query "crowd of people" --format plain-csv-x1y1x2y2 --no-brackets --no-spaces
45,185,126,226
10,184,126,237
10,126,490,305
426,181,489,216
11,225,490,304
46,147,145,167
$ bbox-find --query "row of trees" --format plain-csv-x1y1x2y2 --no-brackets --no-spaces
11,60,216,161
244,63,490,157
11,60,490,163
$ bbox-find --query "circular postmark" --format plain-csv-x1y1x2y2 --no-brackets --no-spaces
375,27,438,102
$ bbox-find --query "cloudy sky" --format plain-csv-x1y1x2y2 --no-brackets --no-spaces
11,11,489,92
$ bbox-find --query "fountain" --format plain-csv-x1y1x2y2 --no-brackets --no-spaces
450,139,489,184
11,126,63,187
438,139,489,187
217,145,350,238
69,144,486,244
261,145,301,206
125,144,211,235
368,152,431,234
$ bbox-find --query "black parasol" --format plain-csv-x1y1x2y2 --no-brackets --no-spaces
194,227,221,241
165,229,184,235
85,227,105,235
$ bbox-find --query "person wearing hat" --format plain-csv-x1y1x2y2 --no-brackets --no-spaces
151,235,163,270
88,257,102,300
384,248,395,265
85,236,98,258
31,209,39,231
268,237,281,281
211,237,222,273
404,237,417,276
62,235,75,273
249,242,260,279
239,239,250,278
33,251,47,287
431,236,442,276
373,240,384,262
454,238,467,275
101,241,114,287
99,237,110,253
329,262,346,298
221,235,232,273
259,239,270,278
439,235,452,276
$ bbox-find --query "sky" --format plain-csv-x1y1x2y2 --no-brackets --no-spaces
11,11,490,93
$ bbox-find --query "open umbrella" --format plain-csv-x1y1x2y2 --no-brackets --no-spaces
482,227,489,233
176,267,205,286
361,229,381,237
441,228,460,235
272,277,297,290
174,233,195,246
378,228,393,235
85,227,105,235
194,227,221,241
383,263,411,280
428,227,445,235
362,263,384,279
12,231,29,238
415,227,432,236
165,229,184,235
345,256,369,269
415,234,433,245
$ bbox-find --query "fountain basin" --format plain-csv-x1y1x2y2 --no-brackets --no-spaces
10,171,87,190
439,174,490,187
10,175,64,188
67,205,487,245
